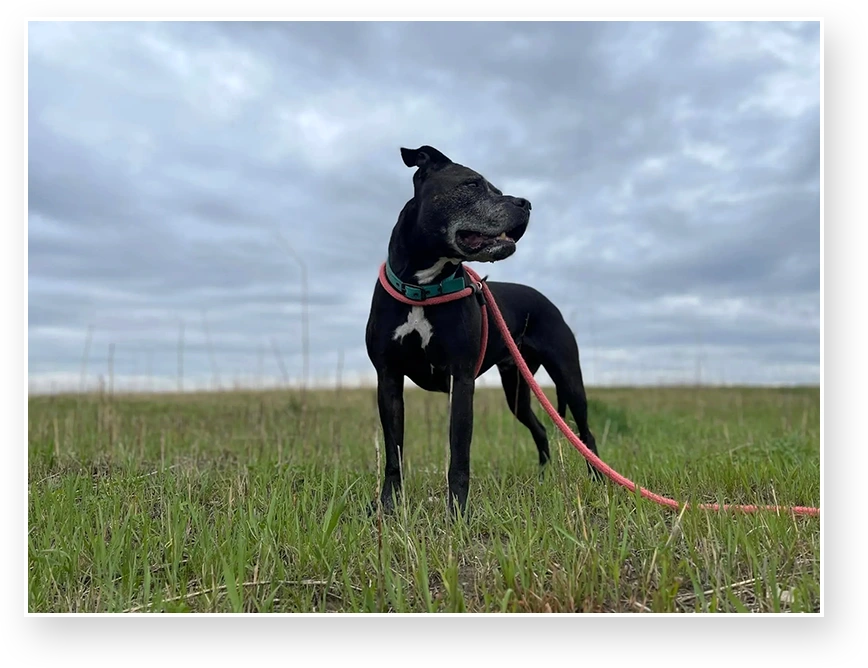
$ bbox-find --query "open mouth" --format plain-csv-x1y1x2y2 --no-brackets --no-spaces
455,221,528,255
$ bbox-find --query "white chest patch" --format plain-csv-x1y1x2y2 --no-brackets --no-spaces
393,306,433,348
414,257,460,284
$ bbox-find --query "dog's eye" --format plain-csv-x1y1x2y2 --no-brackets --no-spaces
463,179,482,188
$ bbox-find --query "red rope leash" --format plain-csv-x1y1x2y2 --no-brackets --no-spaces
377,262,819,518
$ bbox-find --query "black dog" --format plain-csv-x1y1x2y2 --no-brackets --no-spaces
366,146,599,515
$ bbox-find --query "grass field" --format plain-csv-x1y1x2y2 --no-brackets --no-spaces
27,385,820,613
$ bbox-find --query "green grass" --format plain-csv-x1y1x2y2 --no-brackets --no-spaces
27,385,820,613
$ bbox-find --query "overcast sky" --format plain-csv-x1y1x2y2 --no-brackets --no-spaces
27,20,820,392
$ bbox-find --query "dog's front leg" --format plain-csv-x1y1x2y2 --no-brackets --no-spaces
448,374,475,516
376,368,405,513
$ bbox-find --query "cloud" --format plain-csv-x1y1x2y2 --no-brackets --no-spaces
27,20,820,392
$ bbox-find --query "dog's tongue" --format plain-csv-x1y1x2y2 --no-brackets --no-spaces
462,231,513,249
462,232,489,249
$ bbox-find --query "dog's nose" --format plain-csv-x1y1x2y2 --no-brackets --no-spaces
511,197,531,211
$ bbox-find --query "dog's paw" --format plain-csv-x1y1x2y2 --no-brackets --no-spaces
367,497,396,518
447,497,472,523
587,461,604,482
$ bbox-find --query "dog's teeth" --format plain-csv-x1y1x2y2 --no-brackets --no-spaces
498,232,508,240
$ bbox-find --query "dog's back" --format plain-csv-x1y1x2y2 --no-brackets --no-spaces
486,280,577,349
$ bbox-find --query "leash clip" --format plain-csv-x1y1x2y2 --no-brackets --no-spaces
471,276,488,306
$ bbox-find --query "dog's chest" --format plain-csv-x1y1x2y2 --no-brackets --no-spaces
392,306,433,348
388,306,452,391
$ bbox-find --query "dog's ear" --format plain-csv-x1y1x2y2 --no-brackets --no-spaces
400,146,452,170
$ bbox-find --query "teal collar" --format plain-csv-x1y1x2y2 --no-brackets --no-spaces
385,260,467,301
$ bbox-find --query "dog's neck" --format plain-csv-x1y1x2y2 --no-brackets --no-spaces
386,198,463,286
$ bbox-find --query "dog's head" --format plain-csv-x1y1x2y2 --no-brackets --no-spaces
399,145,531,263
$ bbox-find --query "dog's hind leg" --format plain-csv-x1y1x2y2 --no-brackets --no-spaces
537,345,602,480
498,361,551,467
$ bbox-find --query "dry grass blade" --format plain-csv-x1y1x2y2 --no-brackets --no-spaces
676,577,759,605
123,578,341,613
